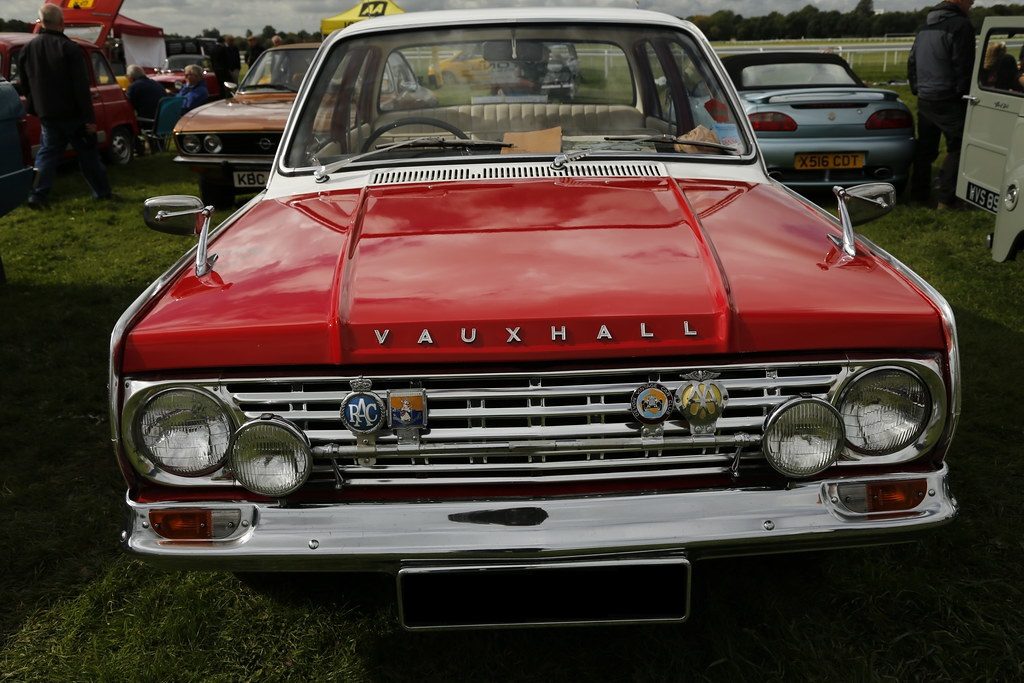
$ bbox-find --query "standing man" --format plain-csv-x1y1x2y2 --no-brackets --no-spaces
907,0,976,209
223,35,241,85
208,36,231,96
18,3,111,208
246,36,265,69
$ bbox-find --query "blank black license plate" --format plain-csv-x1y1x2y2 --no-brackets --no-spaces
398,557,690,629
965,182,1000,213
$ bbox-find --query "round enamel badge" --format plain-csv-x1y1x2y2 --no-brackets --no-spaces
629,383,673,425
340,392,386,434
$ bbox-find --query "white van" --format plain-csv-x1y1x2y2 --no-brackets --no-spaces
958,16,1024,260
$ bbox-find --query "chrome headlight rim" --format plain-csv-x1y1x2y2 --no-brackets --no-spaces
180,134,202,154
202,134,223,154
838,366,932,457
131,386,234,477
763,396,844,479
228,415,312,497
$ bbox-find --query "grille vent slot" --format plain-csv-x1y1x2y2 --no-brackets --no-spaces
370,161,666,186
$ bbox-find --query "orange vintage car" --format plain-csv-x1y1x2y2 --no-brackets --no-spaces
173,43,317,207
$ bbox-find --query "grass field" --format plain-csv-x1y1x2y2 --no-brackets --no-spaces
1,77,1023,679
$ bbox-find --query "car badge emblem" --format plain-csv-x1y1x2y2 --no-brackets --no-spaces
675,371,727,435
388,389,428,429
629,383,673,425
340,377,386,434
258,137,273,151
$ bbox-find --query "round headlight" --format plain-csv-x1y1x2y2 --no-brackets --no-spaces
763,397,844,478
229,417,311,496
180,134,202,154
203,134,223,154
840,368,930,455
134,388,233,476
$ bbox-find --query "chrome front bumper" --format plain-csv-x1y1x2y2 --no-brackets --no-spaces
122,466,956,572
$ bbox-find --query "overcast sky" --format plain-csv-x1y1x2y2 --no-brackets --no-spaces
2,1,999,38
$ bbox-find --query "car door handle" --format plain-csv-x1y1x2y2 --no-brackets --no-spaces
963,95,979,105
92,92,101,100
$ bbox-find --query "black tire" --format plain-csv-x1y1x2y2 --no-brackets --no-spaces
199,177,234,209
103,126,134,165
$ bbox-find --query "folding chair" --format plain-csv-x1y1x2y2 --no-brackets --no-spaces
145,96,184,153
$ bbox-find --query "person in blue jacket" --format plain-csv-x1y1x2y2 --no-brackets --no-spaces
177,64,209,113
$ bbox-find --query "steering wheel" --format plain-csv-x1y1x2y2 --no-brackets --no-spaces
360,117,469,153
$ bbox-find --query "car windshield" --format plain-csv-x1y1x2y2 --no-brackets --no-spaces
165,54,210,70
239,48,317,93
286,23,750,170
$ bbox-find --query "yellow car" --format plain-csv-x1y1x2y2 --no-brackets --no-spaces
434,45,490,85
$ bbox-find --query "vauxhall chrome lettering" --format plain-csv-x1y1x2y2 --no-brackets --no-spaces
372,321,700,345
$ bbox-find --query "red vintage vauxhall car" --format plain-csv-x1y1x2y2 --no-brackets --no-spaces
114,9,960,630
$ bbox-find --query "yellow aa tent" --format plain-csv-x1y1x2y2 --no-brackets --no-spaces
321,0,405,35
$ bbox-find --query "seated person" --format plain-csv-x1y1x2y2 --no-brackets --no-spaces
125,64,167,122
177,64,209,113
982,41,1021,92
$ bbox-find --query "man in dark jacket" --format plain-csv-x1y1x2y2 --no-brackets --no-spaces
246,36,265,69
126,64,166,122
208,36,231,96
18,3,111,207
907,0,976,209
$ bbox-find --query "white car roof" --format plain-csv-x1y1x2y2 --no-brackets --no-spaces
330,8,693,43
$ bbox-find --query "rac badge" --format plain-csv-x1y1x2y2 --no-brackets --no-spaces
340,378,386,434
629,383,673,425
675,371,727,435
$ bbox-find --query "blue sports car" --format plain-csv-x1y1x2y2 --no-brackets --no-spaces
721,52,915,194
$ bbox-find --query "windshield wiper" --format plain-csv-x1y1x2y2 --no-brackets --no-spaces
550,134,738,170
314,136,513,182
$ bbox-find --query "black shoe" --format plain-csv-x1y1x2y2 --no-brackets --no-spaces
26,194,47,210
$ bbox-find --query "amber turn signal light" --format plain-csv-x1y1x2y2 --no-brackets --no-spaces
148,508,242,540
836,479,928,513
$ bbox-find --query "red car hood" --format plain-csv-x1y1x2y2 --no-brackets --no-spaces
123,178,944,372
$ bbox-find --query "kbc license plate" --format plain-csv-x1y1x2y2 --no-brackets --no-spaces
794,152,865,170
233,170,268,188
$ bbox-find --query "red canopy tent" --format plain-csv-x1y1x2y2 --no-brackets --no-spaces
42,2,167,69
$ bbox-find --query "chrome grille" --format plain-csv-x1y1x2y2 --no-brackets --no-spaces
223,363,845,486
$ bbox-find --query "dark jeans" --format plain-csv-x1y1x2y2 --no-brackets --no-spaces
911,98,967,204
32,119,111,201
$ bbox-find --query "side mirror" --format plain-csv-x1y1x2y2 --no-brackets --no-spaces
224,81,238,93
143,195,218,276
842,182,895,226
834,183,895,256
144,194,204,234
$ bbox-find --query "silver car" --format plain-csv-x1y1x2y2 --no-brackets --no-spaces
722,52,915,193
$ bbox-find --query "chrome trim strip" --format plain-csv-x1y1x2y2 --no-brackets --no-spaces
173,154,273,166
122,465,957,571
